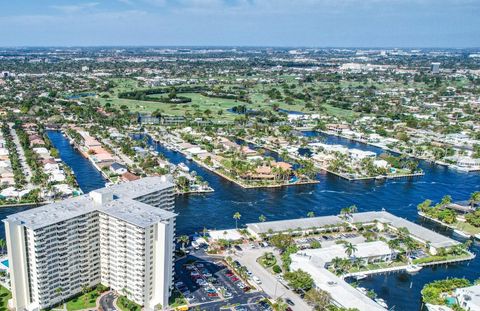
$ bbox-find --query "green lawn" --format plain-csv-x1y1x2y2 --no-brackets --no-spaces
65,289,100,311
454,221,480,235
117,296,142,311
0,286,11,311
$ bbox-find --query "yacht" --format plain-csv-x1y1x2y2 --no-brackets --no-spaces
453,229,470,238
406,264,422,273
178,163,190,172
354,274,368,280
374,298,388,309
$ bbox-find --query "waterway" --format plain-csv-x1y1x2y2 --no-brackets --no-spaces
0,130,479,311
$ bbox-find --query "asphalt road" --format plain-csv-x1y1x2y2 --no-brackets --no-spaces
232,247,312,311
99,292,117,311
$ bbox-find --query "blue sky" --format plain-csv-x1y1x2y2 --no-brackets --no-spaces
1,0,479,47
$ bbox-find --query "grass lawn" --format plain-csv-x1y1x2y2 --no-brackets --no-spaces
65,289,100,311
0,285,11,311
454,221,480,235
117,296,142,311
323,103,360,121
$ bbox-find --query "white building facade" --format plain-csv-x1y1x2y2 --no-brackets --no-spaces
4,176,176,311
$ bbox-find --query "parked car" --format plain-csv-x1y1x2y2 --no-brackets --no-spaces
285,298,295,306
252,276,262,284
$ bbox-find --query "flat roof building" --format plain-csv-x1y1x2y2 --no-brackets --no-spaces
246,211,459,253
4,176,176,311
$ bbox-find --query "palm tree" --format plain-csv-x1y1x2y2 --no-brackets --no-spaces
177,235,189,252
0,239,6,255
233,212,241,229
470,191,480,208
81,284,90,307
259,214,267,222
387,239,400,253
343,242,358,258
307,211,315,218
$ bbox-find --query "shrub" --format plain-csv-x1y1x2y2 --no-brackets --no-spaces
272,265,282,274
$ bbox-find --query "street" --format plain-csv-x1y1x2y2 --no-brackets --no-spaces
232,247,312,311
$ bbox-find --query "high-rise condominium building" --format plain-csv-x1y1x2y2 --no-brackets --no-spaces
431,62,441,74
4,176,176,311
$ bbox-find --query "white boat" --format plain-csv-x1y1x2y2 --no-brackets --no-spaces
453,229,470,238
374,298,388,308
178,163,190,172
186,155,193,161
354,274,368,280
357,287,368,295
406,264,422,273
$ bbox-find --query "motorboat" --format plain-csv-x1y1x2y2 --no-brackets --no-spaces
178,163,190,172
374,298,388,308
406,264,422,273
354,274,368,280
453,229,470,238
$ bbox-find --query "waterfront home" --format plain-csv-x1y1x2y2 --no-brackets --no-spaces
109,162,128,175
121,171,140,182
348,149,377,160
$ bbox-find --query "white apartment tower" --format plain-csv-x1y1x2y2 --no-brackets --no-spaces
4,176,176,311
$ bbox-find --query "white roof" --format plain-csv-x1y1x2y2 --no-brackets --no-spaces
291,253,387,310
456,285,480,310
297,241,392,265
6,176,176,229
209,229,243,241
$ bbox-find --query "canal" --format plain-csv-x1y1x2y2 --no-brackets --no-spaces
0,130,478,310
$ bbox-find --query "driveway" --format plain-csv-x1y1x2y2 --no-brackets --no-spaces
99,291,117,311
232,247,312,311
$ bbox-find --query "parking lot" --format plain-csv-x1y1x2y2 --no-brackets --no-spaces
295,232,365,249
175,253,271,310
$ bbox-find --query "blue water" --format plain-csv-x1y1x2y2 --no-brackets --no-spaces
0,130,478,311
1,259,9,268
46,130,107,193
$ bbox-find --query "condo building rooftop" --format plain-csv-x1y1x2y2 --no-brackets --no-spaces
246,210,459,249
5,176,176,230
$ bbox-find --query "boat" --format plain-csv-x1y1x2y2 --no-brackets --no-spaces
453,229,470,238
406,264,422,273
354,274,368,280
178,163,190,172
186,155,193,161
356,287,368,295
374,298,388,308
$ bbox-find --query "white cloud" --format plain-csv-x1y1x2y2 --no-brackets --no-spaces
50,2,99,14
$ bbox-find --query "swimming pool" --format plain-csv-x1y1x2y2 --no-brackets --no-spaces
1,259,9,268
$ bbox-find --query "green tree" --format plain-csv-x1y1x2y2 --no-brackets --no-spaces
233,212,241,229
343,242,358,258
284,269,314,291
259,214,267,222
177,235,189,252
304,288,331,310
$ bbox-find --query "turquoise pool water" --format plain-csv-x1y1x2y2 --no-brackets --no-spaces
1,259,9,268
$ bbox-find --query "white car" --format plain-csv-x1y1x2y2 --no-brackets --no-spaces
252,276,262,284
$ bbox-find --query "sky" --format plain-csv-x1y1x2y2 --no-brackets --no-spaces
1,0,479,47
